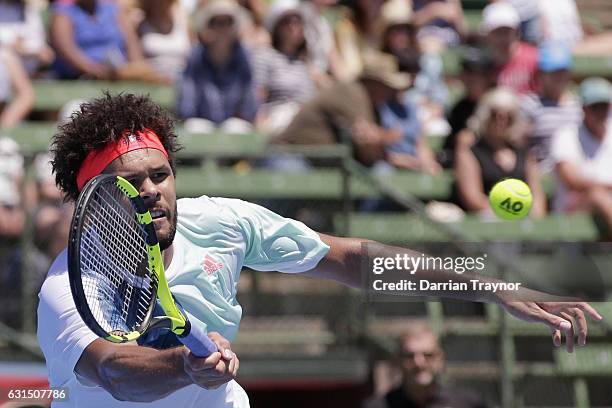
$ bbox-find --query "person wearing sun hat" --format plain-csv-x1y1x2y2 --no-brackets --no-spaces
521,41,582,173
440,46,495,168
176,0,257,134
273,52,412,166
551,77,612,237
378,0,449,149
299,0,346,84
251,0,317,134
482,1,538,94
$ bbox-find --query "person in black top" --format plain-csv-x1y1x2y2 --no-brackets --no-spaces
453,87,546,217
439,47,496,168
363,323,487,408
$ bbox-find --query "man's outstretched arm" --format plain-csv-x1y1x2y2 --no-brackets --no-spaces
75,333,238,402
305,234,602,352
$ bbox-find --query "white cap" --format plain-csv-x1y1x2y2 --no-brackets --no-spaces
196,0,247,32
481,2,520,34
265,0,302,32
0,137,24,180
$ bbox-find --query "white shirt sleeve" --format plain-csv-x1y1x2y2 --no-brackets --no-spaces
551,125,579,165
37,250,98,388
210,197,330,273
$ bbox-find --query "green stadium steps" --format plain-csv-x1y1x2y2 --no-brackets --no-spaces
555,344,612,376
175,167,454,200
335,213,600,242
32,80,174,111
7,121,443,156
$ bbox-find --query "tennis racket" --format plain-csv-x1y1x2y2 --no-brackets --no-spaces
68,174,217,357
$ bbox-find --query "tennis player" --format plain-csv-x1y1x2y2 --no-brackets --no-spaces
37,93,601,407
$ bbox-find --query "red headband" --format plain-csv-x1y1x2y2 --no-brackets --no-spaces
76,128,169,191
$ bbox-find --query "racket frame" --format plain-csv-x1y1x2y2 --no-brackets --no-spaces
68,175,189,343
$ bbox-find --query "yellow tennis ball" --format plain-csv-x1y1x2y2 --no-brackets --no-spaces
488,178,533,220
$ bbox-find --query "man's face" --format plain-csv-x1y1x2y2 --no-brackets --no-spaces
584,102,610,138
398,333,444,387
541,70,571,101
104,148,177,251
487,27,518,61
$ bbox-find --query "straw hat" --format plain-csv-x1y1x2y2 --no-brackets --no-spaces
378,0,414,34
359,52,412,91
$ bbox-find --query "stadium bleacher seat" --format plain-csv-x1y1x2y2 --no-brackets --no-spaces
176,167,454,200
32,80,174,111
336,213,601,242
442,48,612,79
555,342,612,408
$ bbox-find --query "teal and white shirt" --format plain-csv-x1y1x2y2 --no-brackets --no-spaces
37,196,330,408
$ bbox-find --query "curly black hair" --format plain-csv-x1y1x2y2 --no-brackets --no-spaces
51,92,182,202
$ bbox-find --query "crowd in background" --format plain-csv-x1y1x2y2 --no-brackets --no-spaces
1,0,612,304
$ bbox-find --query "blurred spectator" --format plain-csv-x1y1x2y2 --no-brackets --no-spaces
379,0,449,139
237,0,270,48
0,173,24,328
50,0,162,82
0,0,54,73
502,0,612,57
538,0,582,48
482,2,538,95
521,42,582,174
32,152,64,207
272,53,408,167
0,137,24,239
552,77,612,238
411,0,467,54
177,0,256,134
379,96,441,174
300,0,346,86
454,88,546,217
440,47,495,168
335,0,385,80
138,0,192,83
0,46,34,129
501,0,541,44
542,0,612,57
180,0,199,14
363,324,487,408
252,0,316,135
31,153,72,281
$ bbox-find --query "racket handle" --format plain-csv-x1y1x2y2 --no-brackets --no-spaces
179,322,218,357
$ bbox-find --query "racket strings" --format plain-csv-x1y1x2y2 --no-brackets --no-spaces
80,182,156,335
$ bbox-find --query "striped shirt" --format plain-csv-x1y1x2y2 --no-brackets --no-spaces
521,92,582,173
252,46,315,109
0,49,11,103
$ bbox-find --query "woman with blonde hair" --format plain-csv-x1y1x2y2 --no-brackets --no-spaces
454,87,546,217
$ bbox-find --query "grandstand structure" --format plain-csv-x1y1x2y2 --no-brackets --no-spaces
1,1,612,407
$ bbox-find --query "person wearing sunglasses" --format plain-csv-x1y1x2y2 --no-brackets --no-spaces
364,323,487,408
453,87,546,218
